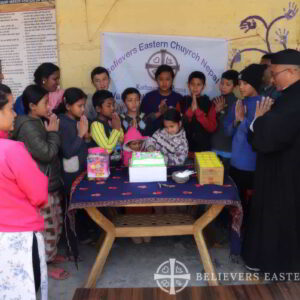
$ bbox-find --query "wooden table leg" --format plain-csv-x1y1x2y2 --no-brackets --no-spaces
84,207,116,288
193,204,225,286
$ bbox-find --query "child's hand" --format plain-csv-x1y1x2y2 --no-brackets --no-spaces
235,100,245,122
131,119,137,128
158,99,168,115
45,114,60,132
214,96,226,113
77,115,89,138
191,94,198,111
111,113,121,130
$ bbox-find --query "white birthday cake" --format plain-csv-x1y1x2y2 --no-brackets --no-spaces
130,151,165,167
129,152,167,182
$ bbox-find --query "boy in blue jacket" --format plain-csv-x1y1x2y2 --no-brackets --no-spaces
224,64,267,227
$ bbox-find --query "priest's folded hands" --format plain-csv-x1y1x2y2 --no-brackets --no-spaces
254,96,274,118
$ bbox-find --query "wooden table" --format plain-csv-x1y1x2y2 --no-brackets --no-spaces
73,282,300,300
70,166,242,288
84,203,224,288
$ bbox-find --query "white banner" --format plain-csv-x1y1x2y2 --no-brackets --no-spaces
101,32,228,104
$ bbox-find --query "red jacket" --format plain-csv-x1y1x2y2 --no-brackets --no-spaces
185,107,217,132
0,139,48,232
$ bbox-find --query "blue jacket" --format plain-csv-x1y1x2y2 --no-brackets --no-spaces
14,96,26,115
224,95,261,171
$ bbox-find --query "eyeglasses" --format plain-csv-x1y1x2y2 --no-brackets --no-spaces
271,68,289,78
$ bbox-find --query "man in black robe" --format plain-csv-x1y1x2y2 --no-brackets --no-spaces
243,49,300,276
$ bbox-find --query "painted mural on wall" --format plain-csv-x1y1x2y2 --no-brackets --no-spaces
230,2,299,67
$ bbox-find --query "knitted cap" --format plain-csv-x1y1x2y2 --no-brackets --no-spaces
271,49,300,65
238,64,267,92
123,127,148,147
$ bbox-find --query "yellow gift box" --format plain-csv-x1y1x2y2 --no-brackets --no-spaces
194,152,224,185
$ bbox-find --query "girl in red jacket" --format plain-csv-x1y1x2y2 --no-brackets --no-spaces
0,90,49,299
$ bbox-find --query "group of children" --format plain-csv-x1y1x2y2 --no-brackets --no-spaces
84,65,234,167
0,53,280,287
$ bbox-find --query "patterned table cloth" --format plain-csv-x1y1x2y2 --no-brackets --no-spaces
70,165,243,255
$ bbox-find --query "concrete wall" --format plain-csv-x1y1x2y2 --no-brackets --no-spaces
56,0,300,92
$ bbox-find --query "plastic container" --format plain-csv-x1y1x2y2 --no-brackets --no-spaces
195,152,224,185
87,147,110,179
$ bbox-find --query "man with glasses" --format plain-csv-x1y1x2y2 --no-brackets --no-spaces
243,49,300,277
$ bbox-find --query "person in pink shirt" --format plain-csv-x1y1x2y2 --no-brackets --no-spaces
14,62,64,115
0,89,49,299
35,63,64,111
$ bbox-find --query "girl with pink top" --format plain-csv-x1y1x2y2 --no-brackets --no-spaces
14,62,64,115
0,89,49,299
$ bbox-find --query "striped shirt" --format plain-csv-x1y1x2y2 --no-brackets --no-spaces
91,121,124,154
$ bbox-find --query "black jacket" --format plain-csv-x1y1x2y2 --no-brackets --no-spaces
12,115,62,192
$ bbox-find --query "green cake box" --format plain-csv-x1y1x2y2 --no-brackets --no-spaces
129,152,167,182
